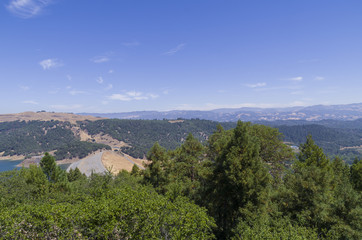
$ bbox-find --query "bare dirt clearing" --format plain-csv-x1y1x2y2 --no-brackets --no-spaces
67,152,106,176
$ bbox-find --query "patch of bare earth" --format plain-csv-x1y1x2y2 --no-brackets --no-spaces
69,127,129,151
101,151,148,174
340,145,362,151
92,134,129,150
0,155,25,161
168,120,184,123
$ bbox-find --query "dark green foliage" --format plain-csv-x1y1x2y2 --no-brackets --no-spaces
231,216,319,240
276,124,362,163
351,158,362,191
40,152,59,182
81,119,235,158
280,136,334,231
0,120,75,156
143,142,170,192
130,164,140,176
206,121,271,238
54,141,111,160
328,157,362,239
0,168,215,239
0,120,111,160
67,167,86,182
142,122,362,239
1,120,362,239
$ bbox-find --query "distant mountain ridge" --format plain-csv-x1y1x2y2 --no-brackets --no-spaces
80,103,362,122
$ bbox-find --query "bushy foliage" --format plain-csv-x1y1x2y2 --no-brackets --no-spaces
142,122,362,239
54,141,111,160
1,122,362,239
0,155,215,239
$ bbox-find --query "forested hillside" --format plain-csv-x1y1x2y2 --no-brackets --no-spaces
276,124,362,161
81,119,235,158
0,122,361,239
0,121,110,160
2,118,362,164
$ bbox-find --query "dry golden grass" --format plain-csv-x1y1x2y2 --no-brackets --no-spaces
101,151,147,174
0,111,105,124
168,120,184,123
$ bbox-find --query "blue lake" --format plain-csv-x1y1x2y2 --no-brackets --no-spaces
0,160,23,172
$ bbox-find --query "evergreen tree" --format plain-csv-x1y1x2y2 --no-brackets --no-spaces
169,133,205,200
280,135,334,234
40,152,67,184
130,164,140,176
350,158,362,191
327,157,362,239
143,142,170,193
207,121,271,239
67,167,85,182
250,124,294,182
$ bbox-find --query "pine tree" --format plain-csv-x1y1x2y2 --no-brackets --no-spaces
143,142,170,193
40,152,59,182
208,121,271,239
281,135,334,233
350,158,362,191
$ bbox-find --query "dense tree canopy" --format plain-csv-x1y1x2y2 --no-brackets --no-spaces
0,122,361,239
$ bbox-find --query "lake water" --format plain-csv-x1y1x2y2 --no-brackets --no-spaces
0,160,23,172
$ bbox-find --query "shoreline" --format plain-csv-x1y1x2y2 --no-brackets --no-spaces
0,156,25,161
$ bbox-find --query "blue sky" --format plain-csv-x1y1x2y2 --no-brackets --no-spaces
1,0,362,114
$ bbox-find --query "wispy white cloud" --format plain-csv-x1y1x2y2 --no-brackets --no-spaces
163,43,186,56
290,91,304,95
245,82,266,88
66,75,72,81
315,76,325,81
69,90,87,96
253,85,303,92
108,69,114,74
105,84,113,90
91,56,110,63
287,76,303,81
22,100,38,105
50,104,83,111
148,94,159,99
122,41,140,47
108,91,158,101
48,88,59,94
19,85,30,91
39,58,62,70
96,76,104,84
6,0,53,18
